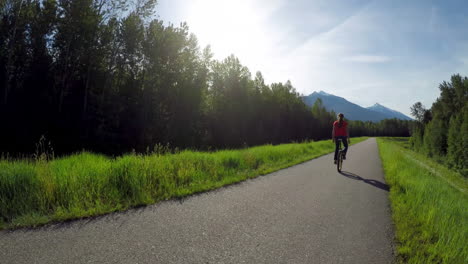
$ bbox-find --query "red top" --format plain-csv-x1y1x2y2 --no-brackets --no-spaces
333,120,348,137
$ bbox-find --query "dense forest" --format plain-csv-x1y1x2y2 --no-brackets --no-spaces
1,0,411,156
410,74,468,177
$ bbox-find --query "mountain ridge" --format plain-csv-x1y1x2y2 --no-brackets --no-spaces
366,103,412,121
303,91,412,122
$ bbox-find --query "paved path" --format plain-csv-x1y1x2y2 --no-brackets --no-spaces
0,138,394,264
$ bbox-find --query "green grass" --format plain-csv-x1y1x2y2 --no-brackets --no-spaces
377,138,468,264
0,137,368,230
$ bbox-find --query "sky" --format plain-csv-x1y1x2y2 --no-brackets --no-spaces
155,0,468,116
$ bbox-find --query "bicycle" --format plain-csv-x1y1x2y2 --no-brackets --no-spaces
336,138,344,172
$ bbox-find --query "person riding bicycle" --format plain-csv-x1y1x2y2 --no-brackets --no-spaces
332,113,350,164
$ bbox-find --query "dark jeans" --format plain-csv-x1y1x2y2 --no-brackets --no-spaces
334,136,348,160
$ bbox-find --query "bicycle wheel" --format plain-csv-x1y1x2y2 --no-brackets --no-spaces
337,151,343,172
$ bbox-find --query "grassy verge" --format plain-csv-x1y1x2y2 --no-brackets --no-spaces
0,137,368,230
377,138,468,263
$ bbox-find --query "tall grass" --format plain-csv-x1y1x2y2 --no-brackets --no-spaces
0,137,368,229
377,138,468,264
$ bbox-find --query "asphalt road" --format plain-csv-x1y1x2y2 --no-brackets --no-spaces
0,138,394,264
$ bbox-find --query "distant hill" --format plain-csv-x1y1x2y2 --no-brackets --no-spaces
303,91,412,122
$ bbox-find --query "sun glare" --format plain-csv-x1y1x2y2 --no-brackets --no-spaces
186,0,272,65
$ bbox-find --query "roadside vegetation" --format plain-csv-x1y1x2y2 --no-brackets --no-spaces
0,137,368,230
409,74,467,177
377,137,467,264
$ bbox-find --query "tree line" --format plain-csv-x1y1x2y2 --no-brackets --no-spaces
410,74,467,177
1,0,411,156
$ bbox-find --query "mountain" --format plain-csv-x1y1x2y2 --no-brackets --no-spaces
366,103,412,121
303,91,412,122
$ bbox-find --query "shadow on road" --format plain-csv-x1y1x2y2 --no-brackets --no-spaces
339,171,390,192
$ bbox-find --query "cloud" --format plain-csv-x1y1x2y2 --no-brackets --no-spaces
342,55,392,63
